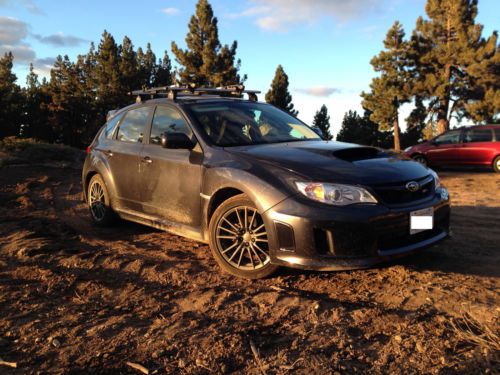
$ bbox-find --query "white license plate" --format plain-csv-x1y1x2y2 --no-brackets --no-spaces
410,207,434,234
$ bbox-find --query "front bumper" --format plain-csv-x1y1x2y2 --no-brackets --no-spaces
263,191,451,271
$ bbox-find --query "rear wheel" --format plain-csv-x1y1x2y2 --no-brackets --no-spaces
412,154,428,167
493,156,500,173
88,174,114,226
209,194,278,279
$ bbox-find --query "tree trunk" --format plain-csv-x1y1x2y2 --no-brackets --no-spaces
437,64,451,135
393,116,400,151
436,98,449,135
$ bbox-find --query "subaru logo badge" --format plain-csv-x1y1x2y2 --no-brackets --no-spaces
406,181,420,192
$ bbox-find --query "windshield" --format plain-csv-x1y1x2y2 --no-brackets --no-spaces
187,101,321,146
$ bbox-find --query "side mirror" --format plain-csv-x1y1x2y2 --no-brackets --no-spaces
161,132,194,149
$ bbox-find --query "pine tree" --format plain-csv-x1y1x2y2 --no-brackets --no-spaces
22,64,51,140
82,42,100,141
119,36,138,92
153,51,172,86
171,0,243,86
361,21,412,151
336,110,381,146
137,43,157,87
95,30,123,118
48,55,90,146
464,37,499,122
0,52,22,138
312,104,332,140
265,65,298,116
411,0,499,133
401,96,427,147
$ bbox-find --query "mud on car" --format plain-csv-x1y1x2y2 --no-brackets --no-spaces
82,86,451,279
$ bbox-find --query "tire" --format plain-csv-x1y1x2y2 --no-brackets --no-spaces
412,154,428,167
208,194,279,279
493,156,500,173
88,174,115,226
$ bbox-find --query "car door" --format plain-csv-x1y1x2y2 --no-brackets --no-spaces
460,128,495,165
139,104,203,228
106,105,153,211
425,129,462,166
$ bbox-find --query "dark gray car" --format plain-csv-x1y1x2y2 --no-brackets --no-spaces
82,88,450,279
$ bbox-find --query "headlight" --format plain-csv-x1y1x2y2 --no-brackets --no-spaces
404,146,412,152
295,182,378,206
430,169,441,188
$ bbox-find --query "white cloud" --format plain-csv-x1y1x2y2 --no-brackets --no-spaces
232,0,387,32
295,86,340,97
0,17,84,70
0,0,44,15
0,17,29,44
32,32,87,47
0,43,35,62
226,6,271,19
33,57,55,76
0,17,36,64
161,7,180,16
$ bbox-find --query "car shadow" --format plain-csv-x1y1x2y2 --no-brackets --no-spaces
434,166,495,174
402,204,499,278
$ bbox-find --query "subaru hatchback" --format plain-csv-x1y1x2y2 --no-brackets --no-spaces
82,87,451,279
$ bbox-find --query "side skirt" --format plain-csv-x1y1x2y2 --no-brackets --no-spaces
115,208,207,244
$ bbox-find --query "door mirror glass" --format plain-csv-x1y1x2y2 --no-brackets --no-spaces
161,132,194,149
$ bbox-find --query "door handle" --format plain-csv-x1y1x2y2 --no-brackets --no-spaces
104,150,113,157
141,156,153,164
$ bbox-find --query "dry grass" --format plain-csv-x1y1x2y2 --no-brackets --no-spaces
450,311,500,353
0,137,83,167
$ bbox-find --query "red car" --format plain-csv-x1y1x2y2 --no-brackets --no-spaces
404,125,500,173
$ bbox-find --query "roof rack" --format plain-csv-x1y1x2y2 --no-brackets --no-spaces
130,84,260,102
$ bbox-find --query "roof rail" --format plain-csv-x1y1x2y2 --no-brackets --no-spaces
130,84,260,102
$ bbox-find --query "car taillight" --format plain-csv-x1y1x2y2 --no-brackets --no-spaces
86,146,91,154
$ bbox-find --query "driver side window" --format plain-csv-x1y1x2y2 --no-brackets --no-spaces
150,106,192,145
435,130,461,145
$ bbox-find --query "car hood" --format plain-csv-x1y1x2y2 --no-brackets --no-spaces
226,140,430,185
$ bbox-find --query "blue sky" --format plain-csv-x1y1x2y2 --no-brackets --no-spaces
0,0,498,134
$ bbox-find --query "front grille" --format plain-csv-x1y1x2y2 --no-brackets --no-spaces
372,175,435,206
377,205,450,251
313,205,450,257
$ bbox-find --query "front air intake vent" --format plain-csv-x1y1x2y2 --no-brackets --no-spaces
275,222,295,251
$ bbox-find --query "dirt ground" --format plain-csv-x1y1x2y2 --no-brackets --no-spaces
0,156,499,374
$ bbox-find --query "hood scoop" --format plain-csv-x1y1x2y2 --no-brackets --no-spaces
332,146,389,162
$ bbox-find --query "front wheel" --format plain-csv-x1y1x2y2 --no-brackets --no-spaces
493,156,500,173
208,194,278,279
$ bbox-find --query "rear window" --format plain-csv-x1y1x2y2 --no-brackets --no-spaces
103,113,123,139
116,107,151,143
464,128,493,143
495,128,500,142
